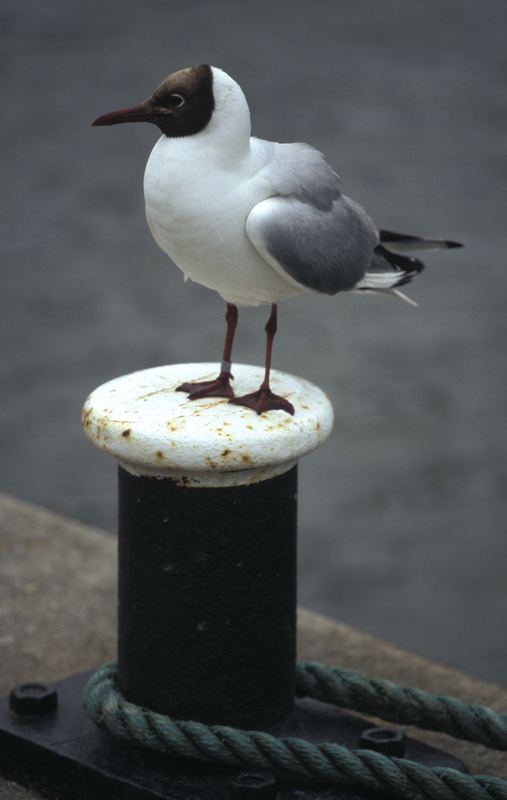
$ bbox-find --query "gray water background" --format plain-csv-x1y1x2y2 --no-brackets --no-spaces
1,0,506,684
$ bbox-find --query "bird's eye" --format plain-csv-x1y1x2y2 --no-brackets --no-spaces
168,93,185,109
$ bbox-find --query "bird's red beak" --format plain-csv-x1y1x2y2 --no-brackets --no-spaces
92,104,152,127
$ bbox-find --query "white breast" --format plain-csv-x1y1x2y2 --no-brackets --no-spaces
143,135,303,306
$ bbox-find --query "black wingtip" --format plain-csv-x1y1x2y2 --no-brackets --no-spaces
379,229,464,250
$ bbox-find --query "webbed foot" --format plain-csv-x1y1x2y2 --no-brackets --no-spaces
230,386,294,416
176,372,234,400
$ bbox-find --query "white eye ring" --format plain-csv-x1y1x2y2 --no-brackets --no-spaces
169,93,185,108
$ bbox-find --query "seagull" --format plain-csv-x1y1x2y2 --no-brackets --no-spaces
93,65,462,415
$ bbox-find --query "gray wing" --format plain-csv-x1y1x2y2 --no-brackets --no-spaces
248,143,379,295
266,142,341,212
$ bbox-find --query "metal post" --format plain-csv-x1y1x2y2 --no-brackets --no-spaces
83,362,334,729
117,465,297,728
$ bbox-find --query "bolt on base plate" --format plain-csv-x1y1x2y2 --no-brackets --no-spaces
0,669,465,800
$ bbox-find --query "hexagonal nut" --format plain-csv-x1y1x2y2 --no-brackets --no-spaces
359,726,406,757
228,773,278,799
9,682,58,716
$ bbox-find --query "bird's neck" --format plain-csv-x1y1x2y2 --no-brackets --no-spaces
155,125,251,174
203,67,252,164
199,87,252,165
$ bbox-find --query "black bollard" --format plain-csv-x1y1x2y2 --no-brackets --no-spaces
80,364,334,729
117,465,298,729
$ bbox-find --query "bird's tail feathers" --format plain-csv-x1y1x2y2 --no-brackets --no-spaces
352,231,462,307
385,288,419,306
353,286,419,307
354,243,423,300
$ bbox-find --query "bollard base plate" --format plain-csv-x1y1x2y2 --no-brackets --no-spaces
0,669,465,800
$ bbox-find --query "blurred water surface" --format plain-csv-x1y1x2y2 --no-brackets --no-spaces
1,0,506,683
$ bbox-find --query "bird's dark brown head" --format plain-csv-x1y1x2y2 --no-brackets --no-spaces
92,65,214,137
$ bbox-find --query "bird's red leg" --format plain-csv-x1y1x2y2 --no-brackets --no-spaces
230,304,295,415
176,303,238,399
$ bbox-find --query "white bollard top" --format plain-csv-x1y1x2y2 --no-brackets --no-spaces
82,363,334,488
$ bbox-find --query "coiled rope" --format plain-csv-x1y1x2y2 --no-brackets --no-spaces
84,661,507,800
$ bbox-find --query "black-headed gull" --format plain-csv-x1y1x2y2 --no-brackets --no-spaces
93,65,462,415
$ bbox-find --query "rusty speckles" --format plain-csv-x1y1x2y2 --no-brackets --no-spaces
122,429,132,438
241,454,253,466
214,425,234,442
221,449,231,457
155,450,165,460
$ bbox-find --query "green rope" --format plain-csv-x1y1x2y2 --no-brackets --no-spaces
84,661,507,800
296,661,507,751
